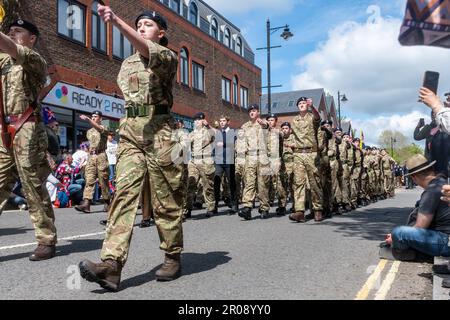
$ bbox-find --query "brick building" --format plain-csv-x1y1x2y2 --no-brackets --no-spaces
14,0,261,151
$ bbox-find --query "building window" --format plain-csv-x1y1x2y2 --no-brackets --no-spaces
222,77,231,102
224,28,231,48
288,100,294,107
272,102,278,109
161,0,169,6
171,0,180,13
232,76,238,105
192,62,204,92
236,37,242,56
58,0,86,44
180,48,189,85
113,26,133,60
211,18,218,39
240,86,248,108
91,1,106,52
189,2,198,26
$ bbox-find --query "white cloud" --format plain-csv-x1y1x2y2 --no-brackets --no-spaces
291,17,450,116
205,0,298,15
350,110,431,147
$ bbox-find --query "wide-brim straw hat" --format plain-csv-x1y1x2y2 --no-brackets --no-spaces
404,154,436,176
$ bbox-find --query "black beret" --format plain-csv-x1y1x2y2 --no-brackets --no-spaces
281,122,291,128
334,127,343,132
92,111,103,117
193,112,205,120
248,104,259,112
9,19,39,36
266,113,278,120
296,97,308,105
353,138,360,142
135,11,168,30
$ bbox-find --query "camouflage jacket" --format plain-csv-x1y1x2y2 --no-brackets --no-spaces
87,126,108,153
0,45,47,115
291,112,320,151
117,40,177,111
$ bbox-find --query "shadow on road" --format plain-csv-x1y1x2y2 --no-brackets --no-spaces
95,251,232,293
0,227,33,237
321,206,413,241
0,238,103,263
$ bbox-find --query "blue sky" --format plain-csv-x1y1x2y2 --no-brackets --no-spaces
208,0,450,146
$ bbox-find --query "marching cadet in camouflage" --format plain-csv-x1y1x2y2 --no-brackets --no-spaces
380,149,396,198
329,127,344,214
351,138,365,207
266,113,287,216
318,120,333,218
281,122,295,211
339,133,353,212
75,110,110,214
185,112,216,218
344,134,357,210
372,148,384,200
235,128,246,204
0,19,57,261
238,104,272,220
360,147,371,205
288,97,323,223
79,7,183,291
366,147,377,202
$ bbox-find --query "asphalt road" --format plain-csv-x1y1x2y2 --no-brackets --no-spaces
0,188,431,300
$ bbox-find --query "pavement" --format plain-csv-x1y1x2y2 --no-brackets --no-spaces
0,187,435,300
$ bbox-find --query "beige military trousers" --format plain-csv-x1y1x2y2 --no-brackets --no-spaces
292,152,323,212
186,160,216,212
83,152,110,201
241,155,271,211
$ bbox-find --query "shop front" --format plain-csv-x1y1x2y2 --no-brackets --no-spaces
42,82,125,152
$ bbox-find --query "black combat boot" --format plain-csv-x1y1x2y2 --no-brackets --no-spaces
276,207,287,216
75,199,91,214
79,259,122,292
139,219,152,228
155,253,181,281
238,207,252,220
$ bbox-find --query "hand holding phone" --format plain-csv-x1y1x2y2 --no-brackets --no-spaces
423,71,439,94
419,118,425,127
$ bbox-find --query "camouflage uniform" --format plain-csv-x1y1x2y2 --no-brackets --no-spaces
328,136,342,210
240,121,271,212
381,153,395,197
101,40,182,265
361,150,371,202
83,127,110,201
0,47,56,245
351,146,364,206
282,133,295,209
186,126,216,212
339,141,352,208
235,129,246,203
290,113,323,212
267,127,285,208
318,128,332,216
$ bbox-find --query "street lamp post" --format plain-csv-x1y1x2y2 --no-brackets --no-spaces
257,19,293,115
390,137,397,157
337,91,348,128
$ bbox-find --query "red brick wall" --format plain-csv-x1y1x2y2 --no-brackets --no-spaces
20,0,261,128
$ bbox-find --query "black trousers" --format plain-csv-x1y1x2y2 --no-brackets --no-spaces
214,164,237,206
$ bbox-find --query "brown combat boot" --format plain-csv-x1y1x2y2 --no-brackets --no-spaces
289,211,305,223
75,199,91,214
314,210,324,222
29,244,56,261
156,253,181,281
78,259,122,292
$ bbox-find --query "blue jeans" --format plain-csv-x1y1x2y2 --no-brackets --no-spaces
109,164,116,182
392,226,450,257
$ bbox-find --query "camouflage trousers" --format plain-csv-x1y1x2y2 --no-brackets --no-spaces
186,160,216,212
235,163,245,203
360,170,370,201
341,164,351,205
242,156,271,211
368,170,376,198
284,161,295,208
292,152,323,212
350,167,362,206
320,158,332,214
383,170,395,196
101,115,184,265
83,152,110,201
329,159,342,205
0,122,56,245
269,165,288,208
